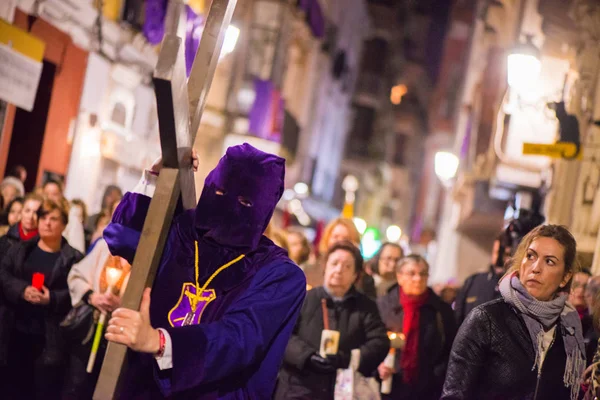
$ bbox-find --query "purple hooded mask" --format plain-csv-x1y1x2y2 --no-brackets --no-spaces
194,143,285,250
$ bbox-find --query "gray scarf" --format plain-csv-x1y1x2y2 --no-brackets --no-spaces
499,272,585,400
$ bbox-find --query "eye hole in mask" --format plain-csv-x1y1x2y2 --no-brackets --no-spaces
215,188,226,196
238,197,253,208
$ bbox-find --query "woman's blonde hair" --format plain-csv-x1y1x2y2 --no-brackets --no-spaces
505,224,579,292
318,217,361,255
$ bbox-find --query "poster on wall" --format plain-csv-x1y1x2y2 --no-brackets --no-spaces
0,20,45,112
0,0,17,23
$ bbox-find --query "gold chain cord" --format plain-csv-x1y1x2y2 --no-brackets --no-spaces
192,240,245,312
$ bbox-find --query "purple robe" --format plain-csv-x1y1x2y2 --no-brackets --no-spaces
104,144,306,399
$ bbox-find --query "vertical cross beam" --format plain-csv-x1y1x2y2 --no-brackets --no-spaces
93,1,237,398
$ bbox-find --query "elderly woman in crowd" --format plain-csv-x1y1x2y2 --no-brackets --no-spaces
304,217,376,297
0,199,83,399
0,193,43,257
275,241,389,399
377,255,456,399
1,176,25,208
442,225,585,400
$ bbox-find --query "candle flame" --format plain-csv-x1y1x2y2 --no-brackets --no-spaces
106,266,123,287
387,331,398,340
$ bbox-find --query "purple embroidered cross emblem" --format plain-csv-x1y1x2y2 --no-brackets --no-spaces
168,283,216,327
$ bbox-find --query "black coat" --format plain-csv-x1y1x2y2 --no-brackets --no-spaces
275,286,389,400
454,265,501,325
442,298,574,400
377,286,456,400
0,238,83,366
0,224,23,262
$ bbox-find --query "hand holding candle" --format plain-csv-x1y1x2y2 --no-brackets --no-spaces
32,272,44,291
380,331,405,394
87,263,125,373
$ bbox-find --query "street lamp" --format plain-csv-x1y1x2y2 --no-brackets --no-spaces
386,225,402,242
220,25,240,59
434,151,459,185
294,182,309,197
507,35,541,96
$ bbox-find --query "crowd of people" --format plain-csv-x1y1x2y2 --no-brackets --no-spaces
0,167,126,399
1,157,600,400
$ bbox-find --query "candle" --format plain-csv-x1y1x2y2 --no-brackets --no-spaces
32,273,45,291
381,347,396,394
106,266,123,288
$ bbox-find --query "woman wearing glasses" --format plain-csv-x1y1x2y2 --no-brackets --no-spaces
377,254,456,400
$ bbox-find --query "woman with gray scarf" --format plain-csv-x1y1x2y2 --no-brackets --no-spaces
441,224,585,400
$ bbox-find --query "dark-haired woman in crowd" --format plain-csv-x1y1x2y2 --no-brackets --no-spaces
0,196,24,236
0,199,83,399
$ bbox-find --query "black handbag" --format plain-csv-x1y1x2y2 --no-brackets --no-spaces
60,303,96,345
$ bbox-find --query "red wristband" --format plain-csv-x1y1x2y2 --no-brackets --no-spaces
156,329,166,358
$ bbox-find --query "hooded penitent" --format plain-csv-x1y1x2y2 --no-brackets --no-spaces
104,143,305,400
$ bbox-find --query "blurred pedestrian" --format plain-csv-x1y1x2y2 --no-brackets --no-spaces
1,176,24,210
377,255,456,400
583,276,600,365
286,228,312,267
454,232,511,324
371,242,404,297
569,267,592,320
0,193,42,258
85,185,122,240
0,197,24,236
64,239,130,398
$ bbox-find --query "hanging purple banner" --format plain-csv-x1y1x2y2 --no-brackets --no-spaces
297,0,325,38
143,0,168,45
248,79,284,143
185,5,205,76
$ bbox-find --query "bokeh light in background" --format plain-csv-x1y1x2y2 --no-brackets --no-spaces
361,227,381,259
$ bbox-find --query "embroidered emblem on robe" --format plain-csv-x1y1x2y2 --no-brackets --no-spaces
168,283,216,327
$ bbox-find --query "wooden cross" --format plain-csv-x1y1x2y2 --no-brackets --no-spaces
93,0,237,398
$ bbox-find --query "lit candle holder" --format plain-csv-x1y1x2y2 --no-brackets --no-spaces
87,263,124,373
382,331,404,394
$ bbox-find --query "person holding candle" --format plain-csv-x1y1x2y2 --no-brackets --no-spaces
0,199,83,400
377,254,456,400
64,235,131,399
275,240,389,399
